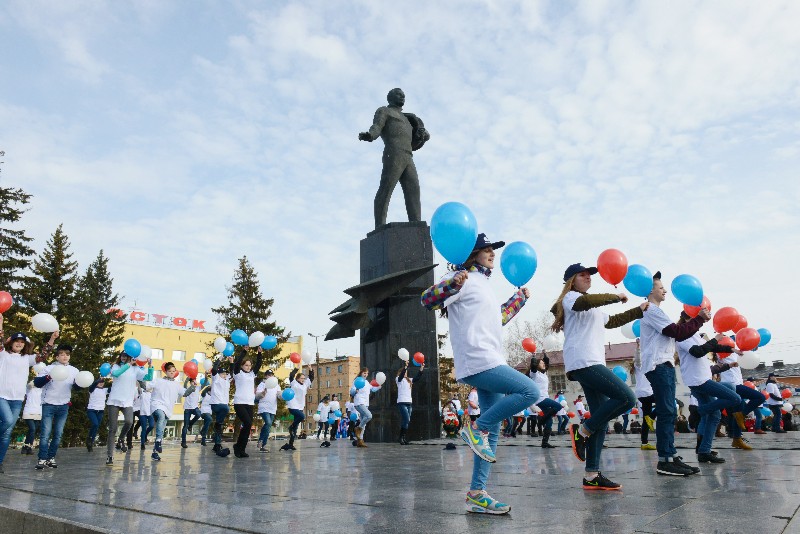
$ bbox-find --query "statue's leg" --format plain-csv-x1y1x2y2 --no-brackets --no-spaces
374,151,405,228
398,158,421,222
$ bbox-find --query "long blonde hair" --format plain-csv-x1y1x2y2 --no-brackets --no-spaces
550,274,578,333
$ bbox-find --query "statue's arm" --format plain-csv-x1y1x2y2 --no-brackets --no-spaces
359,107,387,141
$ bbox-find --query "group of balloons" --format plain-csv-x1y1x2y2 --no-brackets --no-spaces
397,348,425,366
313,409,344,425
430,202,538,287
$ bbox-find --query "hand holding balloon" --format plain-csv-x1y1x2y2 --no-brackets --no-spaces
521,287,530,299
618,293,628,304
453,271,468,285
698,308,711,321
639,302,649,312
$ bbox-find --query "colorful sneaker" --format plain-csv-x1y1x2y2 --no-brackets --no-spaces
465,491,511,515
570,424,587,462
459,424,496,463
583,472,621,491
644,415,655,432
640,443,656,450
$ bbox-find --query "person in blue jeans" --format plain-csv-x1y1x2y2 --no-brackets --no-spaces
550,263,644,490
422,233,536,515
528,353,562,448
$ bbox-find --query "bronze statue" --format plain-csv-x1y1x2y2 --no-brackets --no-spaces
359,88,430,229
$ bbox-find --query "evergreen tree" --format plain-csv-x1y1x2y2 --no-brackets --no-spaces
0,184,35,333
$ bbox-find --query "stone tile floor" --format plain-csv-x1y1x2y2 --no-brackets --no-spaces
0,432,798,533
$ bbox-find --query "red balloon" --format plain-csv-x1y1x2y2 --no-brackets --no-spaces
743,381,755,389
735,328,760,351
732,315,748,333
781,389,792,400
370,379,379,387
183,361,198,380
289,352,301,364
597,249,628,286
521,338,537,353
630,408,639,415
567,412,576,418
583,412,591,419
715,336,735,358
413,352,425,364
713,307,739,333
684,296,711,318
762,390,769,400
0,291,12,313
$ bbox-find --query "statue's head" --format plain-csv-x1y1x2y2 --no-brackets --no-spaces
387,88,405,107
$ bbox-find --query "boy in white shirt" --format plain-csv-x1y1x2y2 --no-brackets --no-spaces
148,362,195,461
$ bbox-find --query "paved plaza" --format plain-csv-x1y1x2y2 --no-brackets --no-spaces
0,432,798,534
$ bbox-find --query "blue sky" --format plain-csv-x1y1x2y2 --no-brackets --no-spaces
2,1,799,363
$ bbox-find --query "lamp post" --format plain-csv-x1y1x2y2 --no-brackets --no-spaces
308,333,322,408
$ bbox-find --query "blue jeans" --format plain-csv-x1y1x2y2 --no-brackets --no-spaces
258,412,275,443
355,405,372,429
139,414,154,444
537,398,562,430
200,413,212,439
211,404,229,445
25,419,39,445
182,408,201,442
769,405,783,431
153,409,168,442
557,415,569,433
727,384,765,438
646,363,678,460
570,365,636,471
0,398,23,464
755,408,762,430
689,380,741,454
398,403,412,429
462,364,539,491
39,404,70,460
622,413,629,432
87,409,104,442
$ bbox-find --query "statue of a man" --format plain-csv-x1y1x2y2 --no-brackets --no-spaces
359,88,430,229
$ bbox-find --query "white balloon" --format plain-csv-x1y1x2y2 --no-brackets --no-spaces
249,331,265,348
75,370,94,388
213,337,227,352
301,350,315,365
397,348,409,361
620,322,636,340
560,400,568,408
49,365,69,381
265,376,279,389
375,372,386,386
31,313,59,333
738,351,759,369
313,413,321,422
204,358,214,373
32,362,47,375
139,345,152,359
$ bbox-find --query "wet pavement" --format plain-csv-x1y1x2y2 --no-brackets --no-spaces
0,432,798,533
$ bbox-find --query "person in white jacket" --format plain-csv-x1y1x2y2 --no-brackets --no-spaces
21,367,46,455
254,369,279,452
396,361,424,445
352,368,383,448
280,365,314,451
105,351,150,466
148,361,195,461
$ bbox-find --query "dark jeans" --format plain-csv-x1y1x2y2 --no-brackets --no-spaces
688,405,700,432
24,418,39,446
728,384,766,436
233,404,254,449
569,364,636,472
87,409,104,443
289,408,305,435
211,404,230,445
39,404,69,461
537,398,561,432
769,405,783,432
645,363,677,460
200,413,212,439
690,380,741,454
638,395,656,444
182,408,201,442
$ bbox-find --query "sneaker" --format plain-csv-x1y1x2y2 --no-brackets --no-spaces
45,459,57,468
115,441,121,450
698,452,725,463
465,491,511,515
541,442,555,449
152,452,161,461
640,443,656,450
106,456,113,466
181,441,187,449
155,441,163,453
35,459,47,470
644,415,655,432
118,442,128,453
583,473,622,491
259,446,268,453
201,437,207,446
459,424,496,463
141,442,146,450
217,447,230,457
673,456,700,474
213,444,222,453
280,443,290,451
656,460,693,476
570,424,587,462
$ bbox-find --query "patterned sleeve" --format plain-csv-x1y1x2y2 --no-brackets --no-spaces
500,289,527,325
420,274,463,311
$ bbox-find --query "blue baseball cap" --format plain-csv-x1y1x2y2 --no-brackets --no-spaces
563,263,598,282
473,233,505,252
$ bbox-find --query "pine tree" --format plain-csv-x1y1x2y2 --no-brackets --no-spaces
0,184,35,333
211,256,289,370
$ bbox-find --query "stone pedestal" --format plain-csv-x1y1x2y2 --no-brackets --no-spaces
360,221,440,442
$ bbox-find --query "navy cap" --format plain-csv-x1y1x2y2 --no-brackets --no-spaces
265,369,274,375
8,332,28,342
563,263,598,282
473,233,505,252
653,271,662,280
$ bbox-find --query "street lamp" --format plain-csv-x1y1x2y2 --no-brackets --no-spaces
308,333,322,410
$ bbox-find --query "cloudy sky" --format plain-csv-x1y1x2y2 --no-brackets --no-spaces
2,1,799,363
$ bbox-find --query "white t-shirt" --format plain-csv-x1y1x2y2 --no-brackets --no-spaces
88,386,109,411
41,363,80,405
467,390,480,416
449,398,462,412
318,402,331,420
676,334,712,387
719,354,743,386
150,377,186,415
556,404,566,416
575,401,586,415
561,291,610,373
23,383,43,418
441,270,512,380
208,374,231,405
286,377,311,410
107,364,148,408
0,351,38,401
132,391,142,411
139,389,152,416
200,398,212,415
640,305,676,373
232,370,256,405
396,375,413,403
255,382,278,415
329,400,341,417
183,384,200,410
634,363,653,397
528,371,548,405
345,401,355,415
354,382,372,407
765,382,782,406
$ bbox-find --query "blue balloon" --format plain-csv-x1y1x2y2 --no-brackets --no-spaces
457,409,464,416
411,358,421,367
354,376,366,389
99,363,111,377
223,342,235,357
761,407,771,417
123,338,142,358
190,358,198,364
623,264,653,297
523,409,530,417
757,328,772,347
558,395,565,402
281,388,295,401
500,241,538,287
670,274,703,306
200,378,206,387
370,386,380,392
349,386,357,397
261,335,278,350
230,329,248,346
430,202,478,265
334,410,342,418
613,365,628,382
349,412,358,422
632,319,641,338
328,417,335,425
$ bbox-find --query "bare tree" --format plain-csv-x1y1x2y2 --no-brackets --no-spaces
504,311,559,367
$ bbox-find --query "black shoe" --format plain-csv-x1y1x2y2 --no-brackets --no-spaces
698,452,725,463
289,445,297,451
181,441,188,449
570,424,587,462
541,442,556,449
35,459,47,470
583,472,621,490
232,444,243,458
201,438,207,446
213,444,222,453
217,447,230,457
656,461,693,476
152,452,161,461
673,456,700,474
155,441,163,453
106,456,113,466
330,437,337,441
280,443,290,451
118,442,128,453
775,430,787,433
45,459,57,468
141,442,146,450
